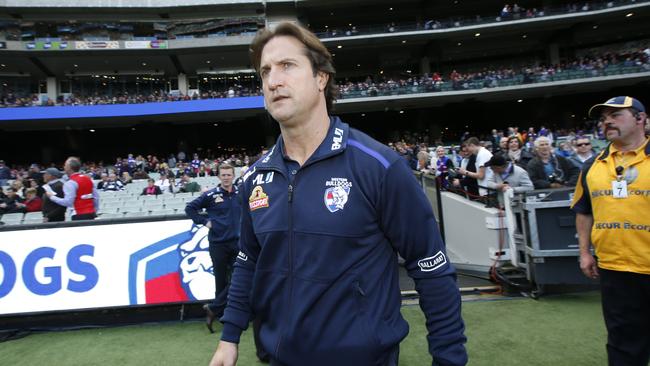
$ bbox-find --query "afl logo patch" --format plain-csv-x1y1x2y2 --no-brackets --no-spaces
249,186,269,211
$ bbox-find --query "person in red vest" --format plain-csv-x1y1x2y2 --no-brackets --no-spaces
47,156,99,220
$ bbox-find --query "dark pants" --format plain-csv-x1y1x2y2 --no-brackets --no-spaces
71,213,96,221
600,268,650,366
207,239,238,315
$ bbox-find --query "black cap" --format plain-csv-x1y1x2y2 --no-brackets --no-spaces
485,155,508,167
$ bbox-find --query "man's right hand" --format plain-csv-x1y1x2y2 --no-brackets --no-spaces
209,341,238,366
579,252,599,279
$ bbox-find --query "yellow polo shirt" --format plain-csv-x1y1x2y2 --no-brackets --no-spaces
571,137,650,274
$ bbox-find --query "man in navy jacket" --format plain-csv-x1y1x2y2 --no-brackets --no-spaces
210,22,467,366
186,163,241,332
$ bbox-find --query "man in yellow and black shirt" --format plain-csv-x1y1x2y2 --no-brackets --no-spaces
572,96,649,366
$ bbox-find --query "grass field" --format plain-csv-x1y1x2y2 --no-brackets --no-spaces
0,292,606,365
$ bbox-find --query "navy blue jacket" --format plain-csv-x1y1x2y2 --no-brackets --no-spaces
221,117,467,366
185,185,241,243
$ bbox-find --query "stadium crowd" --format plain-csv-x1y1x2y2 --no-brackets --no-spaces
0,85,263,108
315,1,627,37
0,119,615,218
0,149,258,216
2,43,648,108
386,123,609,202
5,1,631,43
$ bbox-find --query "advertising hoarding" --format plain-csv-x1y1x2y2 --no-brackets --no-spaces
0,220,214,316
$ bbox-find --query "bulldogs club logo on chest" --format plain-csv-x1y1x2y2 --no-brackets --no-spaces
324,177,352,213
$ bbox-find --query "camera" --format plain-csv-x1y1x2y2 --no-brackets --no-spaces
548,174,564,185
447,168,459,179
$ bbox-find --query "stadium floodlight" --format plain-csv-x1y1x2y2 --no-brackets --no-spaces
626,12,634,17
475,33,481,37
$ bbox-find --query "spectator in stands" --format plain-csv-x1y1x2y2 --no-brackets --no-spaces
47,156,99,220
179,173,202,193
527,136,580,189
141,178,163,196
27,164,43,185
497,136,509,153
155,173,173,193
167,153,177,169
102,173,125,191
41,167,66,222
489,129,501,149
96,173,109,189
429,146,455,188
0,160,11,187
121,171,133,185
25,178,44,198
458,137,493,196
506,135,534,168
191,153,201,173
416,143,430,172
452,143,479,197
0,187,23,214
568,136,596,168
19,188,42,213
196,165,213,177
176,162,194,178
556,141,574,158
133,169,149,180
485,155,534,194
10,179,24,198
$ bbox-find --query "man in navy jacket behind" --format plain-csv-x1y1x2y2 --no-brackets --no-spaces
186,163,241,331
210,22,467,366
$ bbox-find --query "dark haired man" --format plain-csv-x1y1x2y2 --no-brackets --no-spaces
568,136,596,169
41,167,66,222
211,22,466,366
186,164,241,335
46,157,98,220
458,137,493,196
572,96,650,366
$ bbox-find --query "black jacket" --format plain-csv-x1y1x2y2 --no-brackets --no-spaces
42,180,66,222
526,154,580,189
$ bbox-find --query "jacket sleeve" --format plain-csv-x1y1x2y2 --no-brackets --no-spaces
526,160,550,189
561,156,580,186
514,168,534,193
220,189,258,343
184,193,208,225
485,168,499,190
379,158,467,366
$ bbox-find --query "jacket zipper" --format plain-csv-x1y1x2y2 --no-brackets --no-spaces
275,181,295,360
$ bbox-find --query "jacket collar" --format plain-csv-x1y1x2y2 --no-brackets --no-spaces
597,136,650,161
216,184,238,194
255,116,349,171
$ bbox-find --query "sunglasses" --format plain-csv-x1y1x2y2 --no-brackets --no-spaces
576,142,591,147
